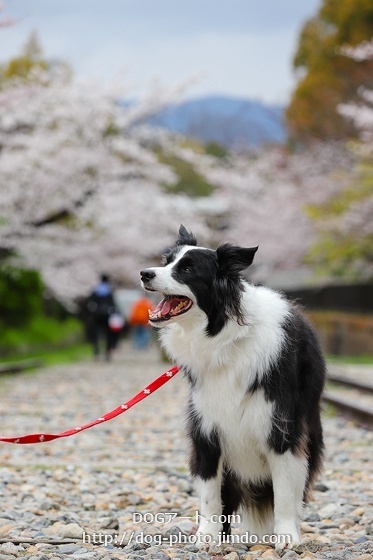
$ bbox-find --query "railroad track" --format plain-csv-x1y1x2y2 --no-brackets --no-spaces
324,368,373,428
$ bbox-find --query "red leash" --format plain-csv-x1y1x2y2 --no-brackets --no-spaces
0,366,179,445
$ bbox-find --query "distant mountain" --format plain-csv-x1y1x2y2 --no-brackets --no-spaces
148,95,286,149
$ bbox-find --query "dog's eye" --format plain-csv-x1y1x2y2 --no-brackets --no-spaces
182,266,192,273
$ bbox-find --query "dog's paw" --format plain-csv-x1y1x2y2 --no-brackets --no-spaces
193,533,214,550
194,522,222,548
275,539,301,553
274,525,301,552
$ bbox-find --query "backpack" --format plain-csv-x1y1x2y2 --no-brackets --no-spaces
87,293,113,319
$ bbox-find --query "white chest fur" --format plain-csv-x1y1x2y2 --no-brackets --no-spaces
192,368,273,482
159,285,290,483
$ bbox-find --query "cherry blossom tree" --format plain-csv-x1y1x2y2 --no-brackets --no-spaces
2,38,367,306
0,72,213,303
172,140,354,286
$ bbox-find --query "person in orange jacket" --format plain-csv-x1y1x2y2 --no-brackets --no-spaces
128,296,155,349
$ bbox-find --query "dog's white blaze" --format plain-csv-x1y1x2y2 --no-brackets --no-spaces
146,245,197,302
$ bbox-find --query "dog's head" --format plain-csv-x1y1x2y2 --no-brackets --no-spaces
140,225,258,336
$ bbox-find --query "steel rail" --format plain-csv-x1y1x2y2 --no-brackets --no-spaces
323,390,373,427
327,374,373,393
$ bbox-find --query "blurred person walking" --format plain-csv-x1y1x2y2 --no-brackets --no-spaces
86,274,118,361
129,296,154,350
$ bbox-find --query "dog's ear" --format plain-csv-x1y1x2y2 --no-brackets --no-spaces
176,224,197,246
216,243,258,275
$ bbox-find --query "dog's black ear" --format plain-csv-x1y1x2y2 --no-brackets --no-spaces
216,243,258,275
176,224,197,246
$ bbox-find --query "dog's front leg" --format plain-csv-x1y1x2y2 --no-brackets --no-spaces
268,450,308,551
189,426,223,544
195,461,223,542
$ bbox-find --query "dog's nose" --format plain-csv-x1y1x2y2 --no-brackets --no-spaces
140,269,156,282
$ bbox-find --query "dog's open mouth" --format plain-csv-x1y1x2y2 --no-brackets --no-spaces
149,295,193,323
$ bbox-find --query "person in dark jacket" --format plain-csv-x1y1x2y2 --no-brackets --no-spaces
87,274,116,361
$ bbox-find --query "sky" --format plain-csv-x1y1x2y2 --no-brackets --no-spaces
1,0,320,105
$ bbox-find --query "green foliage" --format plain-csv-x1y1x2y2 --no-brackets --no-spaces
156,151,215,197
306,235,372,279
328,353,373,365
306,157,373,279
287,0,373,141
308,166,372,218
36,343,91,366
0,315,83,357
0,263,84,357
0,31,71,86
177,138,228,159
204,141,228,159
0,265,43,327
1,31,46,82
2,56,47,80
322,402,338,418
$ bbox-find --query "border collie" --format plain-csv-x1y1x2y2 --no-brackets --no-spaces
140,225,325,550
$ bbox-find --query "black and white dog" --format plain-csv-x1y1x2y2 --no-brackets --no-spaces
140,225,325,549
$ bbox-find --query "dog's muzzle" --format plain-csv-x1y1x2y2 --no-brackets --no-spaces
139,269,193,322
140,269,156,291
140,269,156,282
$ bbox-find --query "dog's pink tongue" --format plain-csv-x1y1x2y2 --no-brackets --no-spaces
160,298,172,315
150,296,192,321
152,297,171,317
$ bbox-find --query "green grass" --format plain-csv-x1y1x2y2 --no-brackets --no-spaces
1,342,92,368
43,342,92,365
156,150,215,197
327,354,373,365
1,315,83,354
321,402,337,418
0,312,93,369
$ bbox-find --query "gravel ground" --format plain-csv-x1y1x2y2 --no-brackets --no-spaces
0,341,372,560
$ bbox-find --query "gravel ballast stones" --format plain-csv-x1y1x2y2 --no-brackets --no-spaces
0,343,372,559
